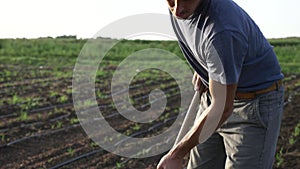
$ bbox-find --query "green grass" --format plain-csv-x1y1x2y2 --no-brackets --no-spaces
269,37,300,46
0,36,299,75
269,37,300,74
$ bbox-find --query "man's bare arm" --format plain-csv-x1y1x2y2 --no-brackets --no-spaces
169,79,237,159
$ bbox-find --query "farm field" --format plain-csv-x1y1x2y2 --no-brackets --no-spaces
0,37,299,169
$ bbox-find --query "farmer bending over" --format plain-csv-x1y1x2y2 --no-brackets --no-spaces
157,0,284,168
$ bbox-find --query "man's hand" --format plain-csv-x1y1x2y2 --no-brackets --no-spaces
157,152,183,169
192,72,206,92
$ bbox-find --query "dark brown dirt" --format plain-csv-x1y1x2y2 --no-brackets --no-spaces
0,66,299,169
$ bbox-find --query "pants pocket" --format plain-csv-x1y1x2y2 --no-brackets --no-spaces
254,98,267,129
231,98,263,128
256,88,284,128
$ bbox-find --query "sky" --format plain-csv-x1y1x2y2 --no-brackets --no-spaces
1,0,299,39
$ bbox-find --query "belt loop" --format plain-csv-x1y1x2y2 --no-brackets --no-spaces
275,81,279,90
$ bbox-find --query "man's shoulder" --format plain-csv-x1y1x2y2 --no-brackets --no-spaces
211,1,248,27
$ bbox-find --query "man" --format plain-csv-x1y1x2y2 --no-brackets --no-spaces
157,0,284,169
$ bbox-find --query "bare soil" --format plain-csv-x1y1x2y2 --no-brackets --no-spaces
0,65,299,169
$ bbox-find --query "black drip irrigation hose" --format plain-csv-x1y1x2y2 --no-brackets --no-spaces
0,76,69,89
0,78,175,118
0,124,81,148
78,84,179,115
0,87,179,146
119,134,176,166
0,88,180,150
1,78,183,168
48,114,181,169
48,149,104,169
0,113,17,119
0,75,59,85
0,75,175,119
48,84,300,168
0,102,73,119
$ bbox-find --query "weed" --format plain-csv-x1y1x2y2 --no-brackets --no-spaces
83,99,94,107
20,97,40,112
47,158,53,163
96,90,106,99
116,162,124,169
125,130,132,136
295,81,300,88
37,113,42,120
66,88,72,94
289,136,296,146
53,108,63,114
67,148,75,156
30,98,40,107
293,122,300,137
70,118,79,124
90,142,98,148
132,124,141,131
51,121,63,129
275,147,284,168
56,121,62,128
59,95,68,103
49,91,59,97
288,122,300,146
129,98,135,105
12,94,20,105
1,134,5,142
19,111,28,121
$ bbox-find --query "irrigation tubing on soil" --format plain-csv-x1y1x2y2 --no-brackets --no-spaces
0,102,73,119
48,80,300,169
0,124,81,148
0,77,69,89
48,114,179,169
0,86,180,148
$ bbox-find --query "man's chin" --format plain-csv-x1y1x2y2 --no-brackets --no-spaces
174,14,194,20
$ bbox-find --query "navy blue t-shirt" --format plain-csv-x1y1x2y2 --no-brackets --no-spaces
170,0,284,92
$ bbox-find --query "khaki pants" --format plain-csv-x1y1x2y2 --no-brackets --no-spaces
187,87,284,169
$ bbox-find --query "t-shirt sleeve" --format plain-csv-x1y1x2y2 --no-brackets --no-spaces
204,31,247,85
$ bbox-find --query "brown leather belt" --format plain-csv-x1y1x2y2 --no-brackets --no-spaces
235,80,283,100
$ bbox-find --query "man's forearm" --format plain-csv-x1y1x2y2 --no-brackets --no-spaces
169,80,235,159
169,110,231,159
169,115,208,159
